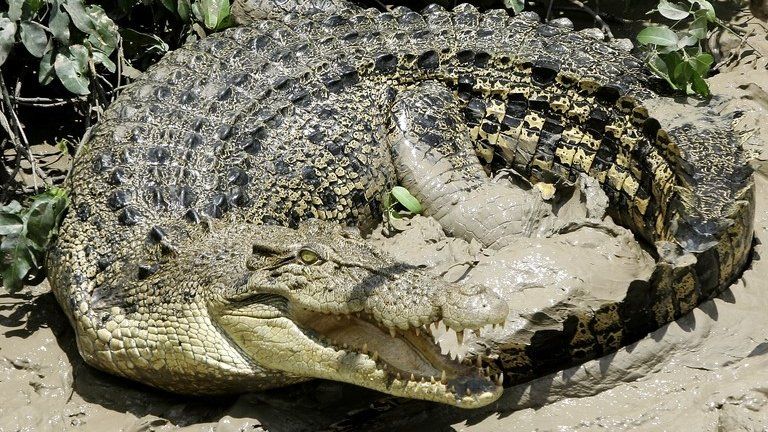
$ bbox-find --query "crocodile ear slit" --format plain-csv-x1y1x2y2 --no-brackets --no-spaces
252,244,283,256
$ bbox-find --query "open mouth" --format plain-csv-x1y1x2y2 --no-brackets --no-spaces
291,306,505,406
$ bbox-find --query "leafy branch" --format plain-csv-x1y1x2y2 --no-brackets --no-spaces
0,0,234,96
0,187,67,292
636,0,720,96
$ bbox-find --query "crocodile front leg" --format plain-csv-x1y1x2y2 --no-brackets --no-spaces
388,81,556,249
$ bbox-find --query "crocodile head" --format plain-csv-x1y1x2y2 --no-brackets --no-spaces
211,219,508,408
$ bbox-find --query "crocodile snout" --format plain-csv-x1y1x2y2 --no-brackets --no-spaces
439,284,508,332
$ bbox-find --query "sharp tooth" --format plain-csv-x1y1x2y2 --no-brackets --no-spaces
415,327,420,336
396,372,401,380
372,351,379,361
441,370,447,384
410,373,415,381
484,366,490,376
465,388,471,396
362,343,368,353
496,373,504,386
456,330,464,345
420,377,426,383
430,376,436,383
450,385,456,394
389,327,396,338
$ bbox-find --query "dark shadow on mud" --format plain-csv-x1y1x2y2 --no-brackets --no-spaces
0,290,50,338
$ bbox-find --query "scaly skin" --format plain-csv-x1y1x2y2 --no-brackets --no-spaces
47,3,754,408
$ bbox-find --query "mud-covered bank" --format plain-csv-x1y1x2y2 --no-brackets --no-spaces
1,9,767,432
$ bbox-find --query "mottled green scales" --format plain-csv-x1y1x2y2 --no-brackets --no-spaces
47,1,754,408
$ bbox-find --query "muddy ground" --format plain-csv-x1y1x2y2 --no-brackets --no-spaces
1,7,767,432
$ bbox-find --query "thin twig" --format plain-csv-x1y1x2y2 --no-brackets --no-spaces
9,84,131,107
0,73,48,193
9,96,88,108
564,0,615,39
117,36,124,93
0,137,22,203
713,27,757,70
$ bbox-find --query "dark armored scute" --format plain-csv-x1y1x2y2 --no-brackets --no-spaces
47,2,755,408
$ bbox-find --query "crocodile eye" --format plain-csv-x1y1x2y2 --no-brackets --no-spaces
298,249,319,265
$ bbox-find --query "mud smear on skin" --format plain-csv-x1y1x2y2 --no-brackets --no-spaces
1,11,767,432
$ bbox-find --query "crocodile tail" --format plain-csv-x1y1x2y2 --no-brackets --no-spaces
491,76,755,383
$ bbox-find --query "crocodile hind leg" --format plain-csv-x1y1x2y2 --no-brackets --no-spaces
388,81,557,249
231,0,359,23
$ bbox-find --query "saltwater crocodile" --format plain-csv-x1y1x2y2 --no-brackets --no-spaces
47,1,755,409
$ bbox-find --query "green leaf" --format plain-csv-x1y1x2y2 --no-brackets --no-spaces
648,51,685,90
26,208,55,250
503,0,525,14
62,0,95,34
199,0,230,30
0,17,17,67
690,71,710,96
1,239,33,292
91,50,115,72
85,5,118,55
637,26,679,47
54,45,90,95
0,189,67,292
689,12,709,39
0,201,22,214
689,52,713,76
177,0,192,21
191,1,202,22
159,0,176,13
19,20,48,57
677,32,699,48
24,0,45,15
48,1,71,44
23,188,68,251
38,47,56,85
648,53,677,89
672,60,694,88
661,51,684,72
119,60,142,79
390,186,423,214
0,214,24,236
657,0,690,20
690,0,717,21
8,0,24,21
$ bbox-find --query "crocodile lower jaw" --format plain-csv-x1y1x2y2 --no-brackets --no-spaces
294,308,504,407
